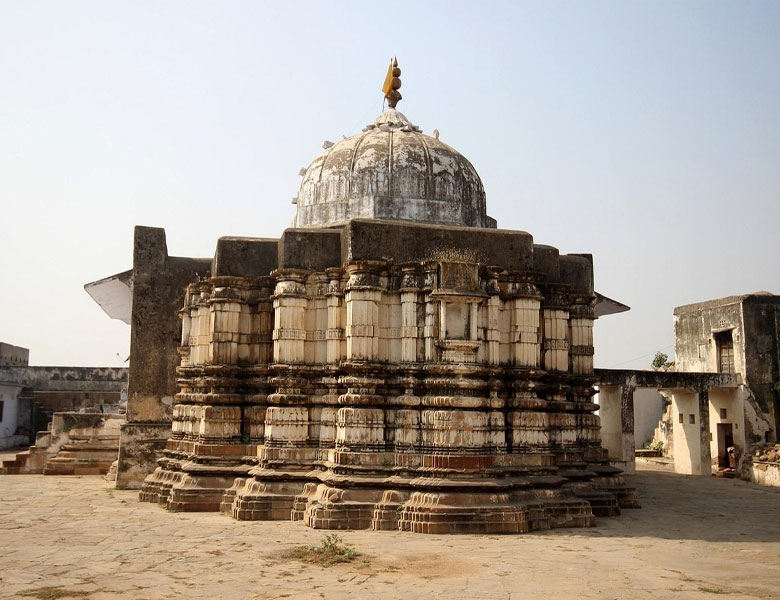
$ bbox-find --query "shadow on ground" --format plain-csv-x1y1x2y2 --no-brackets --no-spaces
546,466,780,544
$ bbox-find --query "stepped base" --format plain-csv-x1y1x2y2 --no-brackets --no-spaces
231,477,311,520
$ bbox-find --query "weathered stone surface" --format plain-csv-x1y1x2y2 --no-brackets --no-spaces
674,293,780,440
124,96,635,530
344,219,534,271
136,216,634,533
294,108,496,229
279,228,341,271
0,412,123,475
212,236,279,279
119,226,211,489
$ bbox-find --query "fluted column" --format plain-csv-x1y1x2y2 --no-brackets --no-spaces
509,274,543,368
421,263,439,361
482,267,502,365
325,267,345,364
541,284,570,372
400,265,421,363
208,277,247,366
272,269,308,364
344,262,384,361
247,278,274,365
569,294,596,375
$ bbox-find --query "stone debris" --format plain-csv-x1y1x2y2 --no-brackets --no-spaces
753,443,780,464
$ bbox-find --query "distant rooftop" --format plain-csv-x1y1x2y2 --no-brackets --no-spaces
674,292,779,314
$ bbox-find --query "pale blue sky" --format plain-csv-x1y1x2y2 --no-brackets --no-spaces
1,1,779,368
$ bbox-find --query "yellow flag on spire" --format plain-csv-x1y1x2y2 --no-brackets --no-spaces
382,57,402,108
382,58,395,96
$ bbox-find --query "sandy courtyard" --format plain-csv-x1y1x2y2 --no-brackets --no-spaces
1,465,779,600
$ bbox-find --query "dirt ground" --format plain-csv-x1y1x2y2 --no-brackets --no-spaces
1,464,779,600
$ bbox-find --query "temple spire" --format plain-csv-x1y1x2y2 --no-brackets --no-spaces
382,57,402,108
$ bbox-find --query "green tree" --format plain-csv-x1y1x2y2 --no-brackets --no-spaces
651,351,673,369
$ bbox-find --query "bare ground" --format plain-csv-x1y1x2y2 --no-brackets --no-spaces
1,465,779,600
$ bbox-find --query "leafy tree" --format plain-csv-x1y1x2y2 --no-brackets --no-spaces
652,351,673,369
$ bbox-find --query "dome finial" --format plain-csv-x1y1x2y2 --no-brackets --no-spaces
382,56,402,108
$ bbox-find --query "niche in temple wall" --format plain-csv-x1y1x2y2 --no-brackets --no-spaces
431,261,486,363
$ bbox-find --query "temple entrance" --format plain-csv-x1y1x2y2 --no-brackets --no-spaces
716,423,734,469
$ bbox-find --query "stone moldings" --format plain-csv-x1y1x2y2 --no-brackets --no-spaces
139,220,638,533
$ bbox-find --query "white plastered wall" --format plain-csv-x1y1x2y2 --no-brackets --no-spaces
0,383,22,449
634,389,666,448
670,390,708,475
597,385,623,461
708,387,746,466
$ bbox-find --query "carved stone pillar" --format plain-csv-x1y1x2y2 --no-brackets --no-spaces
208,277,247,366
247,278,274,365
482,267,502,366
304,273,328,364
183,283,211,367
400,264,421,363
178,284,198,368
325,267,345,364
569,294,596,375
344,262,384,361
272,269,308,364
509,274,542,368
541,284,570,372
422,262,439,361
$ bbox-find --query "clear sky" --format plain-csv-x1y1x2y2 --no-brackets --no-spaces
1,1,779,369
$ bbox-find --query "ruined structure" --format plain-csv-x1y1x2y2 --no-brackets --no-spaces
100,61,636,534
595,292,779,480
674,293,779,444
0,342,127,475
0,343,32,450
673,293,779,478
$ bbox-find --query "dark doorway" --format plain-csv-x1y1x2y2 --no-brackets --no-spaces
716,422,734,469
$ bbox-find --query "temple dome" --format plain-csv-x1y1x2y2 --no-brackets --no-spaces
293,108,496,229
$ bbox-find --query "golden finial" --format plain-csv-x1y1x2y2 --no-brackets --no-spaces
382,57,402,108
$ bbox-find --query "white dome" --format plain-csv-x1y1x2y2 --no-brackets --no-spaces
294,109,495,229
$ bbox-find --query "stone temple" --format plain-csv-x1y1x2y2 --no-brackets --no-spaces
106,61,639,533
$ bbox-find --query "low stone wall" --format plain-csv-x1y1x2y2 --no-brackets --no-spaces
0,411,124,475
744,443,780,487
748,461,780,487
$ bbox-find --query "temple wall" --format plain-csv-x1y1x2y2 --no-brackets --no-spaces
135,220,640,533
118,226,211,489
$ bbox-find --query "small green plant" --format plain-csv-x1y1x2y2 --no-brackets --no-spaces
395,503,405,515
651,441,664,452
320,533,354,557
651,351,674,370
280,533,359,566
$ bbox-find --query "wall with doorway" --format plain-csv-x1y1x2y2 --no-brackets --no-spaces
708,388,746,469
